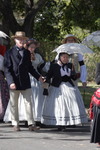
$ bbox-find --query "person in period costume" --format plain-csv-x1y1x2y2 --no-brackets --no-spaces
90,63,100,146
4,31,44,131
41,52,88,130
17,40,45,126
27,41,45,123
55,34,87,87
0,44,9,121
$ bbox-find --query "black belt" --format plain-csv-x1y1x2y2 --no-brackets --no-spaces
61,76,74,87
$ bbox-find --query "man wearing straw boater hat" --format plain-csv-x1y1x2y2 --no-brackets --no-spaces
4,31,44,131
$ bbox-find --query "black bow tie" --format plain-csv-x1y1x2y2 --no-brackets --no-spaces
18,48,24,51
62,64,68,71
16,47,24,58
16,47,24,51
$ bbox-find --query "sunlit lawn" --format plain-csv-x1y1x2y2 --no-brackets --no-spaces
78,81,99,108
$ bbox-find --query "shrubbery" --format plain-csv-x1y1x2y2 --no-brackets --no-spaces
85,53,100,81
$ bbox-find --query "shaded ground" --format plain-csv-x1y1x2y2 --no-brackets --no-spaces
0,122,97,150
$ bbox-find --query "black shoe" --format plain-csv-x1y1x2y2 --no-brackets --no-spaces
24,121,28,127
66,125,76,128
58,126,62,131
58,126,66,131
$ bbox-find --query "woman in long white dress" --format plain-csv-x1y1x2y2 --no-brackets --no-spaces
62,34,87,87
27,41,45,122
41,52,88,130
55,34,87,87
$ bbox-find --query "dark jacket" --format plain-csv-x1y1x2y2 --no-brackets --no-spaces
4,46,40,90
46,62,76,87
95,63,100,85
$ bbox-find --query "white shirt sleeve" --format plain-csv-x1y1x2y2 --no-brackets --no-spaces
78,53,87,82
80,65,87,82
37,53,44,65
42,62,51,72
78,53,83,61
0,55,4,71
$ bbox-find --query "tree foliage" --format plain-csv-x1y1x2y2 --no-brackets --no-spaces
0,0,100,39
34,0,63,42
60,0,100,33
0,0,48,36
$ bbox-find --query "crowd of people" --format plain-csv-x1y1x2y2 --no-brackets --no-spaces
0,30,100,146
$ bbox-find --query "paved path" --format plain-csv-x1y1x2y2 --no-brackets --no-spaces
0,122,99,150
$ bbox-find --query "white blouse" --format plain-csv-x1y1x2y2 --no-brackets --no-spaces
77,53,87,83
31,53,44,71
57,61,71,77
55,53,87,83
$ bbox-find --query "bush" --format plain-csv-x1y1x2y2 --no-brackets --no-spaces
85,52,100,81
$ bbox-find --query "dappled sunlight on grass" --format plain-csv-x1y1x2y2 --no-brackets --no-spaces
78,82,99,108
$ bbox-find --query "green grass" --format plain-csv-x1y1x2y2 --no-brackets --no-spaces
78,82,99,108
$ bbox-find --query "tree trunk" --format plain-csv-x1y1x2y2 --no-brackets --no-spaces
0,0,48,37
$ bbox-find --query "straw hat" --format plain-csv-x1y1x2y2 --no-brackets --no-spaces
62,34,79,44
65,34,77,39
11,31,28,39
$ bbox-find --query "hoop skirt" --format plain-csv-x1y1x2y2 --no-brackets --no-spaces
41,82,88,125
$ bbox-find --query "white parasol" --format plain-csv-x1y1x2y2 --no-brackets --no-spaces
82,31,100,47
0,31,10,39
53,43,94,55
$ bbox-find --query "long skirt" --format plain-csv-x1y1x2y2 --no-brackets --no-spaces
90,105,100,143
0,71,9,120
41,82,88,126
30,76,45,121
